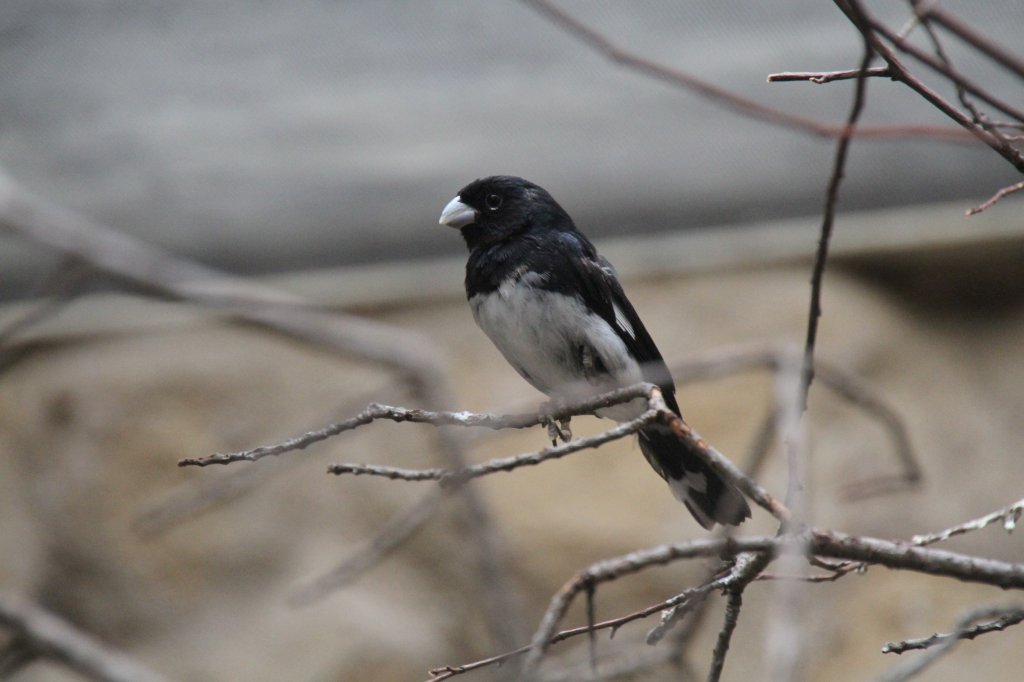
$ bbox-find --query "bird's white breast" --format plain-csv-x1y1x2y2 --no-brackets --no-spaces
470,271,645,420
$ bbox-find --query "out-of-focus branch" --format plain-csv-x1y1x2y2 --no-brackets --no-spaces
0,167,528,652
519,0,970,142
916,4,1024,78
0,594,170,682
836,1,1024,173
288,491,445,606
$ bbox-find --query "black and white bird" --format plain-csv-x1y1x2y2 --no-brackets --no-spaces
439,175,750,528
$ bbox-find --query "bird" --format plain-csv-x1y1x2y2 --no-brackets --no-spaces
439,175,750,529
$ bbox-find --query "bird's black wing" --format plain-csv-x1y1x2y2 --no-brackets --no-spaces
555,232,683,414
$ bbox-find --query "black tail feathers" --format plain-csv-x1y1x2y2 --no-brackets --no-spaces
638,424,751,529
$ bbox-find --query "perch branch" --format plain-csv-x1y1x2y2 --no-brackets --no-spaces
180,383,656,467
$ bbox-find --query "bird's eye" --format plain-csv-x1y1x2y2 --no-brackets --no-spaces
485,193,503,210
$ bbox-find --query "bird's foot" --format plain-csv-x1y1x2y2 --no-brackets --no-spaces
539,400,573,445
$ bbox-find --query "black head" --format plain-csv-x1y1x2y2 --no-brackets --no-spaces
438,175,574,249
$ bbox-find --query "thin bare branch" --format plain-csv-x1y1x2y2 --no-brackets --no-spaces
180,383,655,467
328,409,657,486
837,1,1024,172
768,67,891,84
0,594,170,682
876,604,1024,682
800,38,874,409
520,0,968,142
521,528,1024,675
911,497,1024,547
426,579,725,681
707,590,743,682
966,179,1024,216
881,604,1024,655
871,15,1024,124
915,4,1024,79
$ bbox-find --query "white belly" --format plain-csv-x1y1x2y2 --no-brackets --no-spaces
470,275,645,421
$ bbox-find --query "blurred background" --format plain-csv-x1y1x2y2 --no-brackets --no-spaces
1,1,1023,681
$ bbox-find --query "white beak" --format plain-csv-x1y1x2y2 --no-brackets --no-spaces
438,196,478,229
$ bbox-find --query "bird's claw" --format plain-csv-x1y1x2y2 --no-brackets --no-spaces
540,401,573,445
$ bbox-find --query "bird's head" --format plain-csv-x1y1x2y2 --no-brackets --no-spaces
439,175,573,249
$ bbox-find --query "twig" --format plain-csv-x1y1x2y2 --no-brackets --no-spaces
881,605,1024,654
873,15,1024,124
876,604,1024,682
966,179,1024,216
519,0,968,142
426,580,725,681
767,67,891,83
433,527,1024,680
707,590,743,682
520,537,776,676
837,1,1024,172
911,497,1024,547
914,4,1024,80
327,409,657,486
0,594,171,682
800,38,874,409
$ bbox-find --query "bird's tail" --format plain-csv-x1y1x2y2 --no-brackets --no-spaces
638,424,751,529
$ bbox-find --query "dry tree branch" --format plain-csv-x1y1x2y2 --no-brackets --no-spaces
914,4,1024,78
870,9,1024,125
425,581,721,681
327,410,656,485
514,530,1024,678
519,0,970,142
765,45,873,673
881,604,1024,655
911,496,1024,547
875,604,1024,682
0,594,170,682
799,36,874,409
966,179,1024,216
767,67,892,84
836,0,1024,172
179,383,655,467
0,167,527,650
707,590,744,682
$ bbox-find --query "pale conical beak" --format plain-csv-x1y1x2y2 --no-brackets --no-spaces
438,196,478,229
